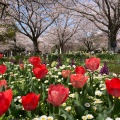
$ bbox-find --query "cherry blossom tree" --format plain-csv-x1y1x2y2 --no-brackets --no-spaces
0,0,8,19
7,0,58,53
54,0,120,51
46,8,81,54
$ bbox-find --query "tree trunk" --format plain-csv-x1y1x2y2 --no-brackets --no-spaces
33,38,40,54
84,40,93,52
60,42,65,54
108,32,117,52
13,37,17,56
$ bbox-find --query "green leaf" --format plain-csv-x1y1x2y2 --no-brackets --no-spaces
26,111,32,118
96,106,114,120
107,92,113,107
106,106,114,115
113,98,120,116
41,83,46,100
96,113,108,120
61,114,67,120
54,114,65,120
97,105,103,112
74,105,86,118
60,109,74,120
86,87,94,96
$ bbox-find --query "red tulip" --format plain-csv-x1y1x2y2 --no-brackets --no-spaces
22,92,40,111
0,80,7,88
105,78,120,98
0,64,7,74
74,66,86,75
0,89,13,116
70,74,88,88
28,56,42,67
0,54,3,58
47,84,69,106
85,57,100,71
61,70,71,78
32,64,48,79
19,63,24,70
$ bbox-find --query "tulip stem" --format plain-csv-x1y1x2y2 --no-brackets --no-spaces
39,81,42,93
89,72,94,88
81,84,87,104
49,104,53,115
54,106,59,115
113,98,119,118
77,88,82,105
50,104,59,116
107,92,113,107
2,74,4,79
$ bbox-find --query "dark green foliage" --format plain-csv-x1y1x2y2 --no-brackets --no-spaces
0,24,18,42
96,53,116,60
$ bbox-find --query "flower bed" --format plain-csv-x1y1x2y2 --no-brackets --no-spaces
0,53,120,120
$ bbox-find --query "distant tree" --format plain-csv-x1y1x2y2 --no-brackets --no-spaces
7,0,58,53
55,0,120,51
46,8,81,54
0,22,17,42
72,18,98,52
83,39,94,52
0,0,8,19
82,22,98,52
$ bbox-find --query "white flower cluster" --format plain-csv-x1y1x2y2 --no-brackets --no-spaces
82,114,94,120
62,103,66,107
99,83,106,90
32,115,53,120
44,80,49,83
14,96,22,103
69,93,75,98
105,117,120,120
95,90,102,96
65,106,71,111
59,65,66,69
84,103,90,107
93,98,103,104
